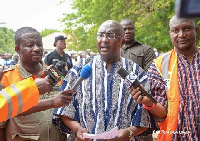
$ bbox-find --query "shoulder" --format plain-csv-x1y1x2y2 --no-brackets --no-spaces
64,53,72,59
46,50,57,57
133,41,152,49
122,57,141,71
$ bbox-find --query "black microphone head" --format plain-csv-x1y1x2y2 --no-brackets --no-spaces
117,68,129,79
55,61,66,71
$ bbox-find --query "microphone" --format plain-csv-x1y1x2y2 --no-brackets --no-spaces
45,61,65,86
71,64,92,90
117,67,157,104
66,64,92,96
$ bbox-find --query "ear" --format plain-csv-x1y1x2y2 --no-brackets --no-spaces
15,45,20,54
121,38,125,46
195,26,198,34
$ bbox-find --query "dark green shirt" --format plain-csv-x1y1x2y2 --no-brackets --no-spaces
121,41,155,72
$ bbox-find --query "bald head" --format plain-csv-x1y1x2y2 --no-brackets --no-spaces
98,20,124,36
169,15,195,29
120,18,134,27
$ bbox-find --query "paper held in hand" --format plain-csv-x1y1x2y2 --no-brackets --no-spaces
83,127,118,139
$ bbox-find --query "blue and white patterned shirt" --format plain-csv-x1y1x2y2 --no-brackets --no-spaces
53,55,157,140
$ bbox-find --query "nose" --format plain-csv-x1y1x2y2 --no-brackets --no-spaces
124,29,130,33
178,30,186,37
32,45,43,52
101,35,109,42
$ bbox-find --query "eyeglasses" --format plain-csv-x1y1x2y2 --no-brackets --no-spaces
97,32,123,40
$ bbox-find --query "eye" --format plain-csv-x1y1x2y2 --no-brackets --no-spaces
184,27,191,31
128,27,133,30
27,42,34,47
172,29,178,33
37,43,43,47
124,27,133,31
107,33,115,39
97,33,104,38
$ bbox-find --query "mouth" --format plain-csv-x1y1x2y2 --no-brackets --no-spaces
177,39,188,44
124,34,131,39
101,45,110,52
32,53,42,58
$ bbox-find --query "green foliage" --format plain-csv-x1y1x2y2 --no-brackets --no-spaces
40,28,58,37
0,26,15,53
60,0,200,53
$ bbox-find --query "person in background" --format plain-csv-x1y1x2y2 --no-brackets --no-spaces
154,48,160,58
71,52,78,66
42,50,48,62
11,53,19,65
44,35,73,77
52,20,166,141
44,35,73,98
79,51,86,58
0,27,73,141
136,14,200,141
120,18,156,72
120,18,157,141
86,48,91,57
1,53,13,68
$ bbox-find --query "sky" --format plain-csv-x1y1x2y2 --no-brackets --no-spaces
0,0,73,32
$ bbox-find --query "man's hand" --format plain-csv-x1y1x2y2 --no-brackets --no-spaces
51,89,74,108
76,127,91,141
130,85,153,107
35,78,53,95
107,128,129,141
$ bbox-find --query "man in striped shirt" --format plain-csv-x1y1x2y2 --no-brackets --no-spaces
147,15,200,141
52,20,167,141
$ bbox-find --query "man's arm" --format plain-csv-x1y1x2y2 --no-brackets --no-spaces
131,86,167,119
0,77,53,122
61,115,89,141
19,89,74,116
61,115,147,141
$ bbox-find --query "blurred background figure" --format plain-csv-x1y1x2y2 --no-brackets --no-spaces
86,48,91,57
80,51,86,59
154,48,160,58
0,53,13,69
11,53,19,65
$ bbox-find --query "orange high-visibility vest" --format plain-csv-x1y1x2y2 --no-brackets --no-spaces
154,49,180,141
0,68,40,122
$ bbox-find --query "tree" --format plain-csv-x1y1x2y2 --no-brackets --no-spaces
60,0,200,53
0,25,15,53
40,28,58,37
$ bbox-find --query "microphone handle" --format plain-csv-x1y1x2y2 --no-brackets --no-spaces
72,77,84,90
45,75,50,79
67,77,84,97
133,80,157,104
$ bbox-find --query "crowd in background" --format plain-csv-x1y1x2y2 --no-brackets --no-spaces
0,53,19,69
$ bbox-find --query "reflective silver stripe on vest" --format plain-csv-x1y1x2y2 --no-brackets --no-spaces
10,85,23,115
162,52,170,90
1,90,13,120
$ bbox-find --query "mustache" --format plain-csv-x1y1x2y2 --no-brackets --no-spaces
100,43,110,48
32,52,43,55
